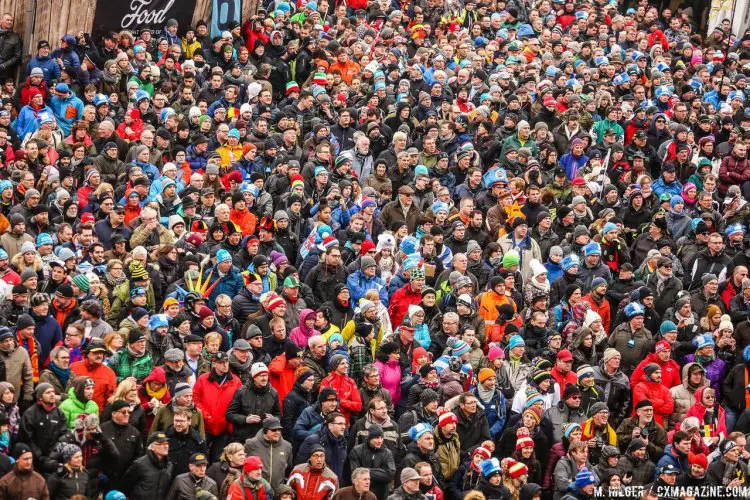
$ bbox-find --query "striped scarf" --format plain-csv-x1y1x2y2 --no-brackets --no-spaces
18,334,39,382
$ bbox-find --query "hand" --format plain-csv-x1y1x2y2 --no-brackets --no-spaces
587,439,597,448
289,472,305,488
729,478,742,488
631,427,641,438
246,414,262,424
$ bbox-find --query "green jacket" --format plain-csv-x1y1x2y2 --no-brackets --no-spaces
107,347,154,384
108,281,155,328
501,134,539,157
59,387,99,428
592,119,624,144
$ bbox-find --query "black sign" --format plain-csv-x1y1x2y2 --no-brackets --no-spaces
91,0,198,39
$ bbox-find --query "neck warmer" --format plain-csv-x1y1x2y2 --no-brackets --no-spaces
477,383,495,403
49,361,71,388
105,272,127,288
229,350,252,372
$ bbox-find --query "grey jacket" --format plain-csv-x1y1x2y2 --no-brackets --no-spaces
544,402,587,443
244,429,293,491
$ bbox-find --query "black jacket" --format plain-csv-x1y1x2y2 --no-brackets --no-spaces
166,425,208,478
19,403,68,472
123,451,174,499
455,407,491,455
0,29,21,79
100,420,144,486
47,465,90,499
281,382,315,444
400,441,443,487
226,383,281,442
349,441,396,499
231,287,261,325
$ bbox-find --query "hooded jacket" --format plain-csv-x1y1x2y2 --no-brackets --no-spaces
669,362,708,429
58,378,99,428
630,352,681,390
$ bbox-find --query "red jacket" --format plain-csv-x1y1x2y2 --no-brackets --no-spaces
551,366,577,399
18,79,48,107
320,372,362,424
582,293,611,334
630,353,681,389
193,370,242,436
388,284,423,327
268,354,298,410
683,386,728,441
70,360,116,412
632,379,674,426
719,153,750,195
288,463,338,500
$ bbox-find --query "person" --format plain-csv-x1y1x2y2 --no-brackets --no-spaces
333,467,377,500
706,439,749,488
243,416,293,492
0,326,33,408
288,444,339,500
0,443,48,499
58,376,98,428
167,452,219,499
122,431,173,499
19,382,68,473
296,411,348,480
100,399,144,490
46,443,90,499
166,407,207,477
320,354,362,424
226,455,274,499
226,362,281,443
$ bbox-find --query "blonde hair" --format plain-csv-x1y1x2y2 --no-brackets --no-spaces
220,442,245,463
204,332,222,345
364,289,381,304
108,379,137,403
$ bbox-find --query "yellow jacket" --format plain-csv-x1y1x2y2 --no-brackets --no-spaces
216,144,244,170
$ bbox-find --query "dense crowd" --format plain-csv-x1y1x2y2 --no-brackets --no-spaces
2,0,750,499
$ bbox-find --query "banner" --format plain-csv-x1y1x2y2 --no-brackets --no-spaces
211,0,242,38
707,0,750,35
91,0,197,39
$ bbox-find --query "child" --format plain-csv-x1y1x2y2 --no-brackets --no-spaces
197,332,222,376
327,333,349,369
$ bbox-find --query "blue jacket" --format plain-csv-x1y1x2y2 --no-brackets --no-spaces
473,386,506,441
293,404,325,447
27,55,61,83
31,311,63,366
133,160,160,183
654,444,689,479
295,427,348,480
559,152,590,180
652,177,683,197
203,265,243,308
186,144,208,172
49,93,84,137
387,271,409,297
346,269,388,307
545,260,564,285
15,103,54,139
50,45,80,71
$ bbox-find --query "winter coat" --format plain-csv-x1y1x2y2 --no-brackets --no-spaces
498,234,543,282
655,444,689,477
400,441,443,486
607,323,654,375
669,362,709,429
166,425,207,477
473,386,507,441
347,269,389,307
644,272,683,316
682,354,726,399
19,402,68,469
380,200,420,234
296,427,348,480
305,262,347,305
244,428,293,491
123,451,173,499
632,379,674,427
618,452,656,487
631,353,681,390
193,370,242,437
226,383,281,442
545,402,588,443
320,372,363,424
167,472,218,500
375,359,402,407
288,463,338,500
0,465,49,500
388,284,423,328
151,402,205,440
723,361,750,412
282,383,315,443
435,429,461,481
592,363,631,428
719,152,750,195
615,417,667,460
58,387,99,428
0,343,33,403
348,441,396,500
553,455,598,500
31,311,63,366
203,264,243,308
47,464,89,499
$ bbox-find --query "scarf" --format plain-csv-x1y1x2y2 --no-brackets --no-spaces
477,383,495,403
104,272,127,288
721,457,739,485
49,361,71,388
696,353,715,365
655,269,670,296
146,382,168,400
18,335,39,382
420,378,440,389
239,472,267,494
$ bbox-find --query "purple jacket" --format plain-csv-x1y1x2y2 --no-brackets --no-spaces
683,354,726,398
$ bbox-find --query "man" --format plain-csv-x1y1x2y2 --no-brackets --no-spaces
151,383,206,439
101,399,143,490
288,445,338,499
454,392,490,455
616,400,668,460
380,185,420,234
631,341,681,389
592,349,631,428
618,438,655,487
498,217,542,281
166,407,207,477
707,439,749,488
0,326,33,406
332,467,377,500
632,363,674,427
685,233,731,292
434,409,461,482
193,351,242,462
244,416,293,491
401,424,443,486
389,266,425,327
389,467,426,500
108,329,154,383
608,302,654,376
306,245,347,305
546,384,587,443
226,362,281,442
227,455,275,499
95,202,131,250
302,334,328,393
320,354,362,424
655,430,691,476
690,273,726,317
19,382,67,472
294,386,340,449
349,425,395,500
296,411,348,480
130,206,176,252
0,443,48,499
551,349,578,398
123,431,173,499
167,452,218,499
581,402,617,465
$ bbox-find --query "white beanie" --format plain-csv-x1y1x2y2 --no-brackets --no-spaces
530,259,547,279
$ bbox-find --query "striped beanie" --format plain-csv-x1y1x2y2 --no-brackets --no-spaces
437,409,457,428
313,72,327,85
129,260,150,280
576,364,594,381
71,274,90,292
515,427,534,450
450,338,471,357
508,460,529,478
523,405,543,425
286,81,300,94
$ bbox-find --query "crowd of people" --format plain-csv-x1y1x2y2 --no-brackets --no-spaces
1,0,750,499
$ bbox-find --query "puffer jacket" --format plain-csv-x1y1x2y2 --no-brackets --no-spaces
231,287,261,324
293,402,327,449
122,451,173,499
630,352,681,389
682,353,726,399
669,362,708,429
435,429,461,481
226,382,281,442
47,464,89,499
244,428,293,491
545,401,587,443
58,383,99,428
282,383,315,443
473,386,507,441
632,379,674,427
719,152,750,195
348,441,396,500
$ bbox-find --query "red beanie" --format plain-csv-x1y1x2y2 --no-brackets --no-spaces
198,306,214,321
688,452,708,469
360,240,376,256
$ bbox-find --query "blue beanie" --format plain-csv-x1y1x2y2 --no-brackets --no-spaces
583,242,601,256
451,339,472,357
601,222,618,235
408,423,433,441
481,458,501,477
400,236,418,255
564,422,582,439
216,249,232,264
561,254,580,271
727,223,746,238
670,195,684,209
624,302,645,319
574,467,596,489
509,335,525,349
659,320,678,335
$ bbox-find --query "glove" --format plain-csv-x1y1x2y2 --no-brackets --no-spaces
318,479,336,493
289,473,305,489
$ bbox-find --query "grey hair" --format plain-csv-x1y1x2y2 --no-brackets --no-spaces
132,245,148,259
50,345,70,360
362,364,378,378
444,312,459,323
352,467,370,481
308,335,325,349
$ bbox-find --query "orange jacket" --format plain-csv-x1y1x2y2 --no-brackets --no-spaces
582,293,611,334
230,208,258,236
478,290,515,330
328,60,361,85
70,360,116,412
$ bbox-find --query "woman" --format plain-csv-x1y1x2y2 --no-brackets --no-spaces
544,422,582,493
375,342,402,406
102,259,127,298
407,362,441,408
103,330,124,361
683,386,727,446
451,446,492,497
154,245,181,286
364,288,392,340
406,305,430,349
699,304,723,333
0,383,19,448
503,458,529,500
512,428,542,486
206,442,245,500
47,443,90,499
100,379,147,437
137,366,172,432
59,377,99,428
570,328,598,371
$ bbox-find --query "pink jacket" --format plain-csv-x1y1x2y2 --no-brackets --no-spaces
290,309,319,349
375,359,402,405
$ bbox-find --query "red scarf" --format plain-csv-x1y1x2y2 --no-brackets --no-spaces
19,334,39,382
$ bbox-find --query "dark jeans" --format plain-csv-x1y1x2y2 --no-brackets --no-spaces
207,433,230,463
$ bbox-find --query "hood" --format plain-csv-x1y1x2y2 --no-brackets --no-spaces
681,361,707,389
299,308,316,325
520,483,543,500
571,327,594,350
143,366,167,385
599,445,620,466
